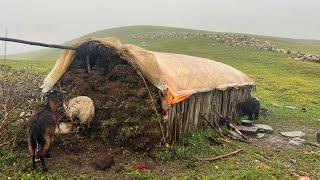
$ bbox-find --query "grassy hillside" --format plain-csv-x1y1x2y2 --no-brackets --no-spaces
11,25,320,60
1,26,320,179
10,26,208,60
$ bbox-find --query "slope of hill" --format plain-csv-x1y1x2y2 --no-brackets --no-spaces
2,26,320,179
10,25,320,61
10,26,208,60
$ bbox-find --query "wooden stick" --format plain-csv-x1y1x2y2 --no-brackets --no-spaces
221,138,230,144
226,130,250,143
212,108,249,141
199,148,243,161
228,123,249,140
0,141,11,147
86,54,91,74
200,115,225,138
306,142,320,147
0,37,76,50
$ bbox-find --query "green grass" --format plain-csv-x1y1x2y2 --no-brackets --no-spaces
1,26,320,179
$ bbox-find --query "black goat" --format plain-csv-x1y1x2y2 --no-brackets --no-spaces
238,97,260,120
28,90,60,172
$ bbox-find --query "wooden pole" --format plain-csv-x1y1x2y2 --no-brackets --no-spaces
200,114,225,138
0,37,76,50
199,148,243,161
4,27,7,64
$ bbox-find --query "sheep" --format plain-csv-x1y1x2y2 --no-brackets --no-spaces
55,122,74,134
28,90,60,172
63,96,95,129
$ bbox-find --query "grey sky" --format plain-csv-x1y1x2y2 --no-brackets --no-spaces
1,0,319,55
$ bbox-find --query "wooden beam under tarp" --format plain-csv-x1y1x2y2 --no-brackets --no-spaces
0,37,76,50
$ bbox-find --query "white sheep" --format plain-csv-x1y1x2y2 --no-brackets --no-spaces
63,96,95,128
55,122,74,134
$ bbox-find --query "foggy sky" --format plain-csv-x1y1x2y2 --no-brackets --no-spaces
1,0,319,55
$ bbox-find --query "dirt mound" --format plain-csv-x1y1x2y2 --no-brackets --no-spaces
56,41,163,150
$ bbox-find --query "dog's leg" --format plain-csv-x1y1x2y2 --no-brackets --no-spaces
28,137,36,171
40,157,48,172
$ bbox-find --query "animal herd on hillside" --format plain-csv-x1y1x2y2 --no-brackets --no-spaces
132,32,320,63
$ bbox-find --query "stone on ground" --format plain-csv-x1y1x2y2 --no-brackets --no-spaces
255,124,274,133
241,120,254,126
256,133,266,139
280,131,305,137
289,137,305,146
284,106,297,110
271,103,281,107
236,126,258,135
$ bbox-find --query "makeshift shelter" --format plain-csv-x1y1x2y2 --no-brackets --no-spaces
41,38,254,143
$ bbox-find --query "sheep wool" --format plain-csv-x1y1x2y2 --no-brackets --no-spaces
63,96,95,126
55,122,74,134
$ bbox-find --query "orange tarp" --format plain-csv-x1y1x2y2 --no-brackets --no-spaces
41,38,254,105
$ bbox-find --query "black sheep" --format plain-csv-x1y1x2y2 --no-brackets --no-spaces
238,97,260,120
28,90,60,172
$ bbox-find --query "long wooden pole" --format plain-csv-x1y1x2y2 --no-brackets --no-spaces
0,37,76,50
4,27,7,64
199,148,243,161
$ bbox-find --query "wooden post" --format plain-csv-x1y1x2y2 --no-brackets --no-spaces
4,27,7,64
0,37,76,50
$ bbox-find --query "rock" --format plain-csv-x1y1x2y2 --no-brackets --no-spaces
289,137,305,146
256,133,266,139
255,124,274,133
271,103,281,107
284,106,296,110
235,126,258,135
280,131,305,137
241,120,254,126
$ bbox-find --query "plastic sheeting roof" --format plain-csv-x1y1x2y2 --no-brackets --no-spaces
41,38,254,104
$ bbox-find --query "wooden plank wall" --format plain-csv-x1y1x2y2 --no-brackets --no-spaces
165,86,253,142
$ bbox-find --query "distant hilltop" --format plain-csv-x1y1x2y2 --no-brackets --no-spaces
9,25,320,63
